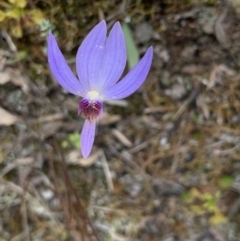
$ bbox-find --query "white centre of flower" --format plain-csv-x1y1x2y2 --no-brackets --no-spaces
87,90,100,100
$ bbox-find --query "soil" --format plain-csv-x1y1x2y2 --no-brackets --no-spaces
0,0,240,240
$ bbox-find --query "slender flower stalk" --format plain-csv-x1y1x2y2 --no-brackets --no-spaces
47,20,153,158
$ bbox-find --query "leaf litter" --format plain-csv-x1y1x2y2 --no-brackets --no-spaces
0,0,240,240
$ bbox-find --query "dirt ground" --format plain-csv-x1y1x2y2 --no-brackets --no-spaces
0,0,240,240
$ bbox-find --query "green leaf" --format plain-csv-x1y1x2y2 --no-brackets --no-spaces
0,10,5,22
182,190,191,201
69,133,80,149
7,50,27,64
28,9,44,24
121,22,139,69
218,175,234,189
9,0,27,8
61,140,68,149
61,133,80,149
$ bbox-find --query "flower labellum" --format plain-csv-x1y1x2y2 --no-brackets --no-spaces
47,20,153,158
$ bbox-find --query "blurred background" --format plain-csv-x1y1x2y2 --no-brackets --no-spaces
0,0,240,240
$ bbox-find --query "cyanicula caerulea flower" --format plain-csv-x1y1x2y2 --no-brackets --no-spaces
47,20,153,158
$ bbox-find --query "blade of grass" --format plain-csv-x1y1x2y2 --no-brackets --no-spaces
121,22,139,69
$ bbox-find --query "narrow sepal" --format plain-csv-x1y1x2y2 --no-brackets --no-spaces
103,47,153,100
76,20,107,91
96,22,127,92
47,32,86,96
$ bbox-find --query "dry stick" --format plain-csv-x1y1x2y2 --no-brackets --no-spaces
59,155,100,241
54,141,102,241
57,152,86,241
59,156,98,241
50,143,85,240
173,84,202,121
51,139,86,241
49,153,74,234
21,199,30,241
20,163,36,241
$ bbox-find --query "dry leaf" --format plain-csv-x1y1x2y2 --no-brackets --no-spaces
197,95,210,119
0,107,20,126
208,64,235,89
209,211,228,225
0,72,11,84
99,113,121,125
215,10,230,47
40,121,63,139
0,68,29,93
112,129,132,147
0,157,34,179
6,68,29,93
66,150,101,167
35,113,65,123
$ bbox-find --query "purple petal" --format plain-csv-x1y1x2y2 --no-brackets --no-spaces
80,120,96,158
103,47,153,100
96,22,127,92
76,20,107,91
47,33,86,96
